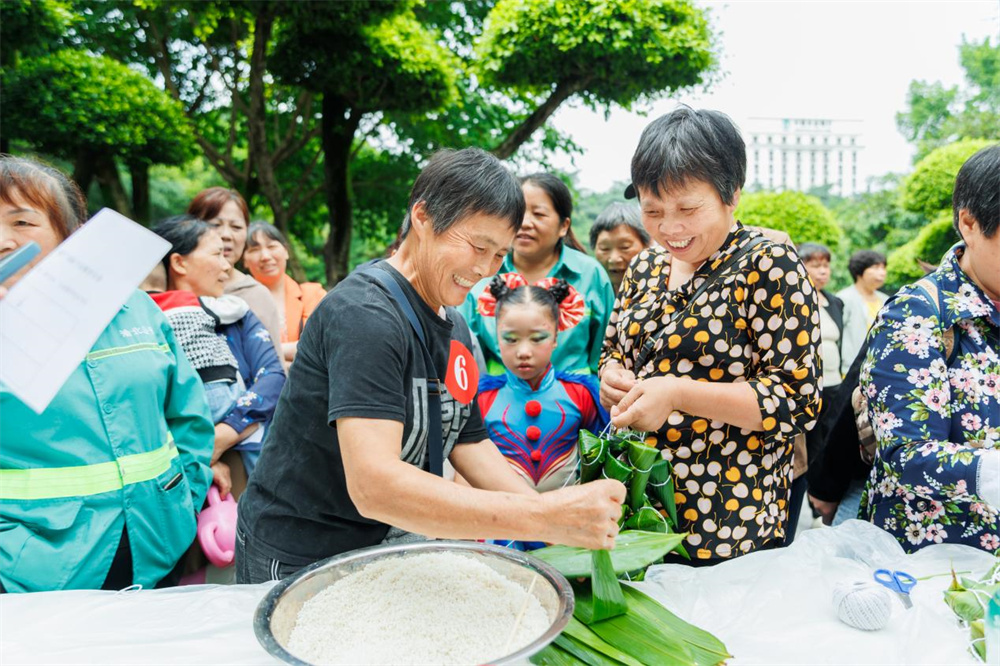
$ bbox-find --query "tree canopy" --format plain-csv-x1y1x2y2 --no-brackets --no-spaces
479,0,716,158
896,37,1000,162
5,0,721,283
2,49,194,167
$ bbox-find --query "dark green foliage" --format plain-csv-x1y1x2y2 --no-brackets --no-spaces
0,0,72,66
478,0,716,108
2,50,194,167
885,211,960,289
270,1,456,112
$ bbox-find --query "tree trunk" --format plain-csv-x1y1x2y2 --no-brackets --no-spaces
129,162,150,225
73,151,97,200
94,154,134,219
243,8,305,283
491,79,587,160
320,95,361,286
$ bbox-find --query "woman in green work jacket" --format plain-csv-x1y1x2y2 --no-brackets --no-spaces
0,156,215,593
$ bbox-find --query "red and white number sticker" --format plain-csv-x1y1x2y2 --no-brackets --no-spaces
444,340,478,405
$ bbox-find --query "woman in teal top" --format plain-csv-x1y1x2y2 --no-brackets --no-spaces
461,173,614,375
0,157,214,592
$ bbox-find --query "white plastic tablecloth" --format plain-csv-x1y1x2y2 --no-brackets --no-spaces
1,521,994,665
635,520,995,665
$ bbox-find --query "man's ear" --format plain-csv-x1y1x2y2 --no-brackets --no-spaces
410,201,433,239
169,252,187,277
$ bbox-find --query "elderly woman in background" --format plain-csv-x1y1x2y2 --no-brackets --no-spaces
860,144,1000,553
0,156,213,592
837,249,888,375
589,202,651,293
600,107,822,564
187,188,282,352
242,222,326,364
461,173,614,375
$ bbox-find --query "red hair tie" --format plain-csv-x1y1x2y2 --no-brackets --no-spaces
476,273,585,331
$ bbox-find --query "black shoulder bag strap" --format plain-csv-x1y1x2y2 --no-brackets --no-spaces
634,235,769,373
365,266,444,477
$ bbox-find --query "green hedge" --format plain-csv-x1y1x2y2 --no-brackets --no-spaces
900,139,996,218
885,210,960,290
734,190,843,251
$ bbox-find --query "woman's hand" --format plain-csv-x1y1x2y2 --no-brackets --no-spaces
212,422,259,463
282,341,297,364
211,461,233,498
610,376,679,432
808,494,839,526
599,362,637,410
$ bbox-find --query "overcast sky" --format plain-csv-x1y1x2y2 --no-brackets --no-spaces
543,0,999,193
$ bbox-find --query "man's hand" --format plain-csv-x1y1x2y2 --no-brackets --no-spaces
211,461,233,498
610,376,679,431
539,479,626,550
808,494,838,526
599,363,637,410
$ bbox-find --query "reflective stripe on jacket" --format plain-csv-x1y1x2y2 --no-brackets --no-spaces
0,290,214,592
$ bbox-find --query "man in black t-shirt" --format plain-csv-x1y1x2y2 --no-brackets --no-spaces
236,149,625,582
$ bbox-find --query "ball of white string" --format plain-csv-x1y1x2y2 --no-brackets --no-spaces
833,580,894,631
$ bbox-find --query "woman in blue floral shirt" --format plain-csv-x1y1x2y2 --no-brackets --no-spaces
861,144,1000,553
155,215,286,479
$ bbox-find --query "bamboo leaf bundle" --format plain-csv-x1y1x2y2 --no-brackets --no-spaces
533,531,687,578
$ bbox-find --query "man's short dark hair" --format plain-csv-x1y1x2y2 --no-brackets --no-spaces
797,242,832,263
953,144,1000,239
848,249,886,282
399,148,524,238
625,105,746,205
589,202,649,249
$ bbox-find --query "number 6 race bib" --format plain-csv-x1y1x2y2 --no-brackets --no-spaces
444,340,478,406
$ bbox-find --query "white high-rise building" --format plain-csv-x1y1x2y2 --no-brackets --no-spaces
744,118,863,197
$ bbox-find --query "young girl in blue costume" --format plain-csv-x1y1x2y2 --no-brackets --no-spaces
477,273,609,504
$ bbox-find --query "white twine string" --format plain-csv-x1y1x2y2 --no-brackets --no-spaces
114,584,144,595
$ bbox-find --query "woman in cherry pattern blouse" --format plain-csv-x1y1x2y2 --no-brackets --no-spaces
601,107,822,564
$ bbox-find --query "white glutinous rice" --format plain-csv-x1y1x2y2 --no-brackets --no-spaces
286,551,552,665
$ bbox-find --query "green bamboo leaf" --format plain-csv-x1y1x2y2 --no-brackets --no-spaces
589,550,628,622
554,634,625,666
579,429,609,483
623,505,669,532
944,588,985,622
604,455,633,483
649,459,678,527
970,618,986,661
562,617,644,666
626,441,659,512
530,644,587,666
949,567,965,592
534,531,688,578
587,608,697,666
622,586,732,664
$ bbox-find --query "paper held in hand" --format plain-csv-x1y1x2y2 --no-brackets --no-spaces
0,208,170,414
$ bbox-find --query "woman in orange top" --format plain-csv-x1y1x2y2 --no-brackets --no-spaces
242,222,326,364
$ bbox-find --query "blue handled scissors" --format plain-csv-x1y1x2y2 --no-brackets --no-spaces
874,569,917,608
